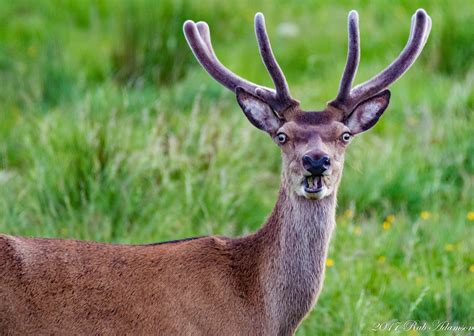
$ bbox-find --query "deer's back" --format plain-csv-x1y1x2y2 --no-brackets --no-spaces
0,234,265,335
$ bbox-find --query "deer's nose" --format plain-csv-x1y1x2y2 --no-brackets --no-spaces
302,154,331,176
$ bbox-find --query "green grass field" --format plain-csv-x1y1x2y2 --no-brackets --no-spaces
0,0,472,334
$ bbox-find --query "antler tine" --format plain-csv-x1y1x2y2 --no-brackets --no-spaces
254,13,291,102
347,9,431,109
195,22,216,58
333,10,360,107
183,20,261,94
184,15,298,115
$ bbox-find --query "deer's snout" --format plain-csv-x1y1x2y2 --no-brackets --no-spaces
302,153,331,176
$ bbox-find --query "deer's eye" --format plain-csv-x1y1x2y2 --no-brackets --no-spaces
276,133,288,144
340,132,352,143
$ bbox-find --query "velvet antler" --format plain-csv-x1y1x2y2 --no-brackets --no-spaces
330,9,431,114
183,13,298,116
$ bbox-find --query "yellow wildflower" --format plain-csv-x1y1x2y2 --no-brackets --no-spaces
386,214,395,223
444,244,455,252
467,211,474,221
344,209,354,219
377,256,386,264
420,211,431,220
415,276,423,285
326,258,334,267
354,226,362,236
27,45,37,57
382,221,391,230
469,265,474,273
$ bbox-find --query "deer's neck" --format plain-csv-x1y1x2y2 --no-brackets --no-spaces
254,179,337,332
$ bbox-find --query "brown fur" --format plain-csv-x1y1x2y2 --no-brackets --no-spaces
0,234,264,335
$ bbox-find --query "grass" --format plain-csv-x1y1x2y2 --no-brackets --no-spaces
0,0,473,334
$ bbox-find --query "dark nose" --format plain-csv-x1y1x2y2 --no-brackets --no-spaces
302,154,331,176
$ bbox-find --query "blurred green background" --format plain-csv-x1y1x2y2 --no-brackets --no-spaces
0,0,472,334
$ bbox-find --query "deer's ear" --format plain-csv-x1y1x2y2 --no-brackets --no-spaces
344,90,391,135
236,87,282,135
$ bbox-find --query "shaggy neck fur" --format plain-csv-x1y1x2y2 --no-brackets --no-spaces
251,176,337,334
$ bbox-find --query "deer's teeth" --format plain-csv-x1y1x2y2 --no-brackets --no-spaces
316,176,323,188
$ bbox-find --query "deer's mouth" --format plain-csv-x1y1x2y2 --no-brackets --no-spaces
303,175,325,194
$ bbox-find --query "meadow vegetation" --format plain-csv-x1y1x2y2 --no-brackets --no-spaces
0,0,472,334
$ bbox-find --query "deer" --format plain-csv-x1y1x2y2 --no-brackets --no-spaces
0,9,431,335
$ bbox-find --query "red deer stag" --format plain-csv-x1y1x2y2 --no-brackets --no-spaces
0,9,431,335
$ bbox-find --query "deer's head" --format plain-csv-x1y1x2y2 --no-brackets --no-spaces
184,10,431,200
